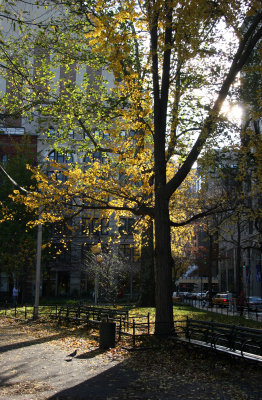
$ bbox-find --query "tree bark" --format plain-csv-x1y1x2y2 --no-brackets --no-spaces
154,194,173,335
235,220,242,296
137,220,155,307
208,234,213,306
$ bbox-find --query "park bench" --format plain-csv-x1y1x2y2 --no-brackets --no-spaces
56,305,83,324
175,318,262,364
52,304,128,328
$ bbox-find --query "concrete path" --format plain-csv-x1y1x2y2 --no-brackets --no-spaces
1,317,262,400
0,319,132,400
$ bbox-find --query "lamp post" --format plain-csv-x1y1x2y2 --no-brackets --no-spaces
95,254,103,305
33,217,42,320
91,241,102,305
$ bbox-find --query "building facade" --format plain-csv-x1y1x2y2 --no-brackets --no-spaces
0,1,140,301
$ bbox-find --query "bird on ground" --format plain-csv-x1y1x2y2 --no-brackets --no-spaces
67,350,77,357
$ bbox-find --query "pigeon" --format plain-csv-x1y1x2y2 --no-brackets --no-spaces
67,350,77,358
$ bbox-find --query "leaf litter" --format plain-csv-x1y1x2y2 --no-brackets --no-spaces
0,316,262,399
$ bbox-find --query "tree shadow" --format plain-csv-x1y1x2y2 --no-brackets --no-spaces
75,348,105,359
0,332,71,354
0,364,23,386
47,359,139,400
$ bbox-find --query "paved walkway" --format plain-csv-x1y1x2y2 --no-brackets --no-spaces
0,317,262,399
0,318,134,400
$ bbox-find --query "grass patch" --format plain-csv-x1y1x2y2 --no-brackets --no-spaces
127,305,262,329
173,304,262,328
1,303,261,329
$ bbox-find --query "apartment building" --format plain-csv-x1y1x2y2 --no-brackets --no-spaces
0,1,139,300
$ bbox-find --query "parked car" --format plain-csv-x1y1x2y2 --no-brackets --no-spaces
187,292,198,299
178,292,189,298
172,292,181,302
196,292,206,300
205,291,217,299
247,297,262,311
212,293,229,307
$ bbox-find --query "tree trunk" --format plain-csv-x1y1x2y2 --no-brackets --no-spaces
154,195,173,335
235,220,242,296
137,220,155,307
208,234,213,306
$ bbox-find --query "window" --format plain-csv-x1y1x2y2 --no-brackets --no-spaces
82,217,95,236
55,172,63,182
83,151,106,165
133,246,140,262
48,150,73,163
119,244,132,260
0,127,24,135
82,218,109,236
47,169,68,182
101,218,109,235
0,272,9,292
47,150,72,182
0,154,8,164
50,243,71,266
81,243,92,264
119,172,130,186
119,218,135,235
84,130,109,141
248,220,253,235
83,154,92,165
119,244,140,262
49,127,55,136
48,128,74,139
93,151,106,164
246,179,252,193
247,197,252,209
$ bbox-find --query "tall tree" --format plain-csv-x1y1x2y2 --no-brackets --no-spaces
1,0,262,334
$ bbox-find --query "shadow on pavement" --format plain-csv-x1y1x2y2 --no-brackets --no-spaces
75,348,105,359
47,360,139,400
0,333,70,354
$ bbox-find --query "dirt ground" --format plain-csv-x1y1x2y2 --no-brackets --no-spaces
0,317,262,400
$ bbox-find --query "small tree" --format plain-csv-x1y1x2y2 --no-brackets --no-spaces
84,248,131,305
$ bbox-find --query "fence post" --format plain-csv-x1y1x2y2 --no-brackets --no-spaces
185,316,189,338
133,319,136,347
119,317,122,341
147,313,150,335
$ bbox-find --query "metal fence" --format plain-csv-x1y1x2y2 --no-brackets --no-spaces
1,302,261,349
0,303,58,319
177,298,262,322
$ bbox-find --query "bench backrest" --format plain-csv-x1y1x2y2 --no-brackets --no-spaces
185,318,262,355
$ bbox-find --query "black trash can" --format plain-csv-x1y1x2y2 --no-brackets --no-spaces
99,321,116,349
